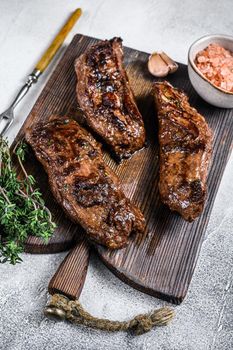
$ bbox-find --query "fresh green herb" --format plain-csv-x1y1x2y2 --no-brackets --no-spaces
0,138,56,264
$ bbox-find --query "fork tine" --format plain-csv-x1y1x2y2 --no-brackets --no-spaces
0,118,13,136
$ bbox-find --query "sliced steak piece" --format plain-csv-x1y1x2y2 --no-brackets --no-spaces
154,81,212,221
26,116,145,249
75,37,146,160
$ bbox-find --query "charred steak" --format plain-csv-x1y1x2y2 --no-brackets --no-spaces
26,116,145,249
154,81,212,221
75,37,146,160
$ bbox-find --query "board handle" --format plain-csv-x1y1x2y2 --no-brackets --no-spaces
48,239,90,300
35,8,82,73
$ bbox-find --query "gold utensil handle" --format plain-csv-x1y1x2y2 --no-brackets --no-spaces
35,8,82,73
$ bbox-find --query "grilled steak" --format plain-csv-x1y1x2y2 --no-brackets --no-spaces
75,37,146,160
154,81,212,221
26,116,145,248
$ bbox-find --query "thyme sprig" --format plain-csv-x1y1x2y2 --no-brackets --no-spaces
0,138,56,264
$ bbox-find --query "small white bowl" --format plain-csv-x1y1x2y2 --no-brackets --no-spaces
188,34,233,108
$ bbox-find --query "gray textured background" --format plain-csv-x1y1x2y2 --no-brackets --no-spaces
0,0,233,349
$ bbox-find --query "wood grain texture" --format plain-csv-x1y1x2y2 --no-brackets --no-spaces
48,238,90,300
13,34,233,303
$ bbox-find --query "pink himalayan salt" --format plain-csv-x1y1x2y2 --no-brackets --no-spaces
195,43,233,93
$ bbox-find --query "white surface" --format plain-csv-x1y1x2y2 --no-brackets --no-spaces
0,1,232,349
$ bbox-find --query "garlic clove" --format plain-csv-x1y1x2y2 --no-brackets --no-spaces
148,52,170,77
160,52,178,73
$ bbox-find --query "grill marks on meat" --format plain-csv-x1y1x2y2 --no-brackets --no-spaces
75,37,146,160
26,116,145,249
154,81,212,221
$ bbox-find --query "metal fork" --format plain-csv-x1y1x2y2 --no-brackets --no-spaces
0,8,82,136
0,69,41,136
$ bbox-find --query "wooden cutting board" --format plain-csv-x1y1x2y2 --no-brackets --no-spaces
15,34,233,304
